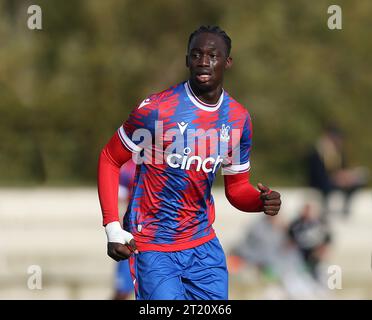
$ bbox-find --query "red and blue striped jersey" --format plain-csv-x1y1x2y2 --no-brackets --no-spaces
118,81,252,251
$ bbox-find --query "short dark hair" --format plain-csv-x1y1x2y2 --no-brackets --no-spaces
187,25,232,56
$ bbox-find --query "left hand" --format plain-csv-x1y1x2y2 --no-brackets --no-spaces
257,183,281,216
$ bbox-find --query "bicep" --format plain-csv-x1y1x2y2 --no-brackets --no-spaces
103,132,133,167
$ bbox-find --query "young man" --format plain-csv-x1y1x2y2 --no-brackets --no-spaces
98,25,281,300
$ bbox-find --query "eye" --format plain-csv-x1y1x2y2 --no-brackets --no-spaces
210,54,217,59
191,53,201,59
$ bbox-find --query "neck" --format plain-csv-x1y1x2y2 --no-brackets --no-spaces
188,79,223,105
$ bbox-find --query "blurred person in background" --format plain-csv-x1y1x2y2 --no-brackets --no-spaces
288,202,332,281
307,124,369,218
97,25,281,300
230,215,288,275
229,214,327,299
112,160,136,300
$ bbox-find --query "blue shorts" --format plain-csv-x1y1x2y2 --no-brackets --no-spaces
129,237,228,300
115,259,134,294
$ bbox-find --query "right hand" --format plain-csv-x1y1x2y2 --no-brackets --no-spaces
107,240,138,262
105,221,138,261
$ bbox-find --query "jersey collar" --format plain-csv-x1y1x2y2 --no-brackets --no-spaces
184,81,224,112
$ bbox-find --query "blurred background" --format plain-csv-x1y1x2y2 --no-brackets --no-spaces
0,0,371,299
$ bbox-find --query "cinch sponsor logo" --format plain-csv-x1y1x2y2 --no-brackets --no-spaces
166,147,223,173
122,121,242,172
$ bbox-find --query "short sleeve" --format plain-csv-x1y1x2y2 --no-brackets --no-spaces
222,113,252,175
117,95,158,153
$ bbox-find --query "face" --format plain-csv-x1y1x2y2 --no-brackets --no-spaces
186,32,232,91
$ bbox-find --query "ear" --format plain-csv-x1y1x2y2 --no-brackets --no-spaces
225,56,233,70
185,55,189,68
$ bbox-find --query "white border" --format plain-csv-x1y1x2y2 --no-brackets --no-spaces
117,126,142,153
184,81,224,112
222,161,251,174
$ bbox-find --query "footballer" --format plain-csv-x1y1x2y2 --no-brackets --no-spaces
97,25,281,300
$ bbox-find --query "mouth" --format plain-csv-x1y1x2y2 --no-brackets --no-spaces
195,71,212,83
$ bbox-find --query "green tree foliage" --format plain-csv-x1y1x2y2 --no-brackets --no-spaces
0,0,371,185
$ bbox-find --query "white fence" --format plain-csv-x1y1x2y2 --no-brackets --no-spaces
0,187,371,299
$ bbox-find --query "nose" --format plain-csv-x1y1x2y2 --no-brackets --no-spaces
198,54,210,67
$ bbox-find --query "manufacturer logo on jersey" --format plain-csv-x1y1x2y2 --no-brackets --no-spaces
138,98,151,109
166,147,223,173
177,121,188,135
220,124,230,142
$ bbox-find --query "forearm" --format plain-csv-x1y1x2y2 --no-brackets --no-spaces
224,172,264,212
97,132,132,226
